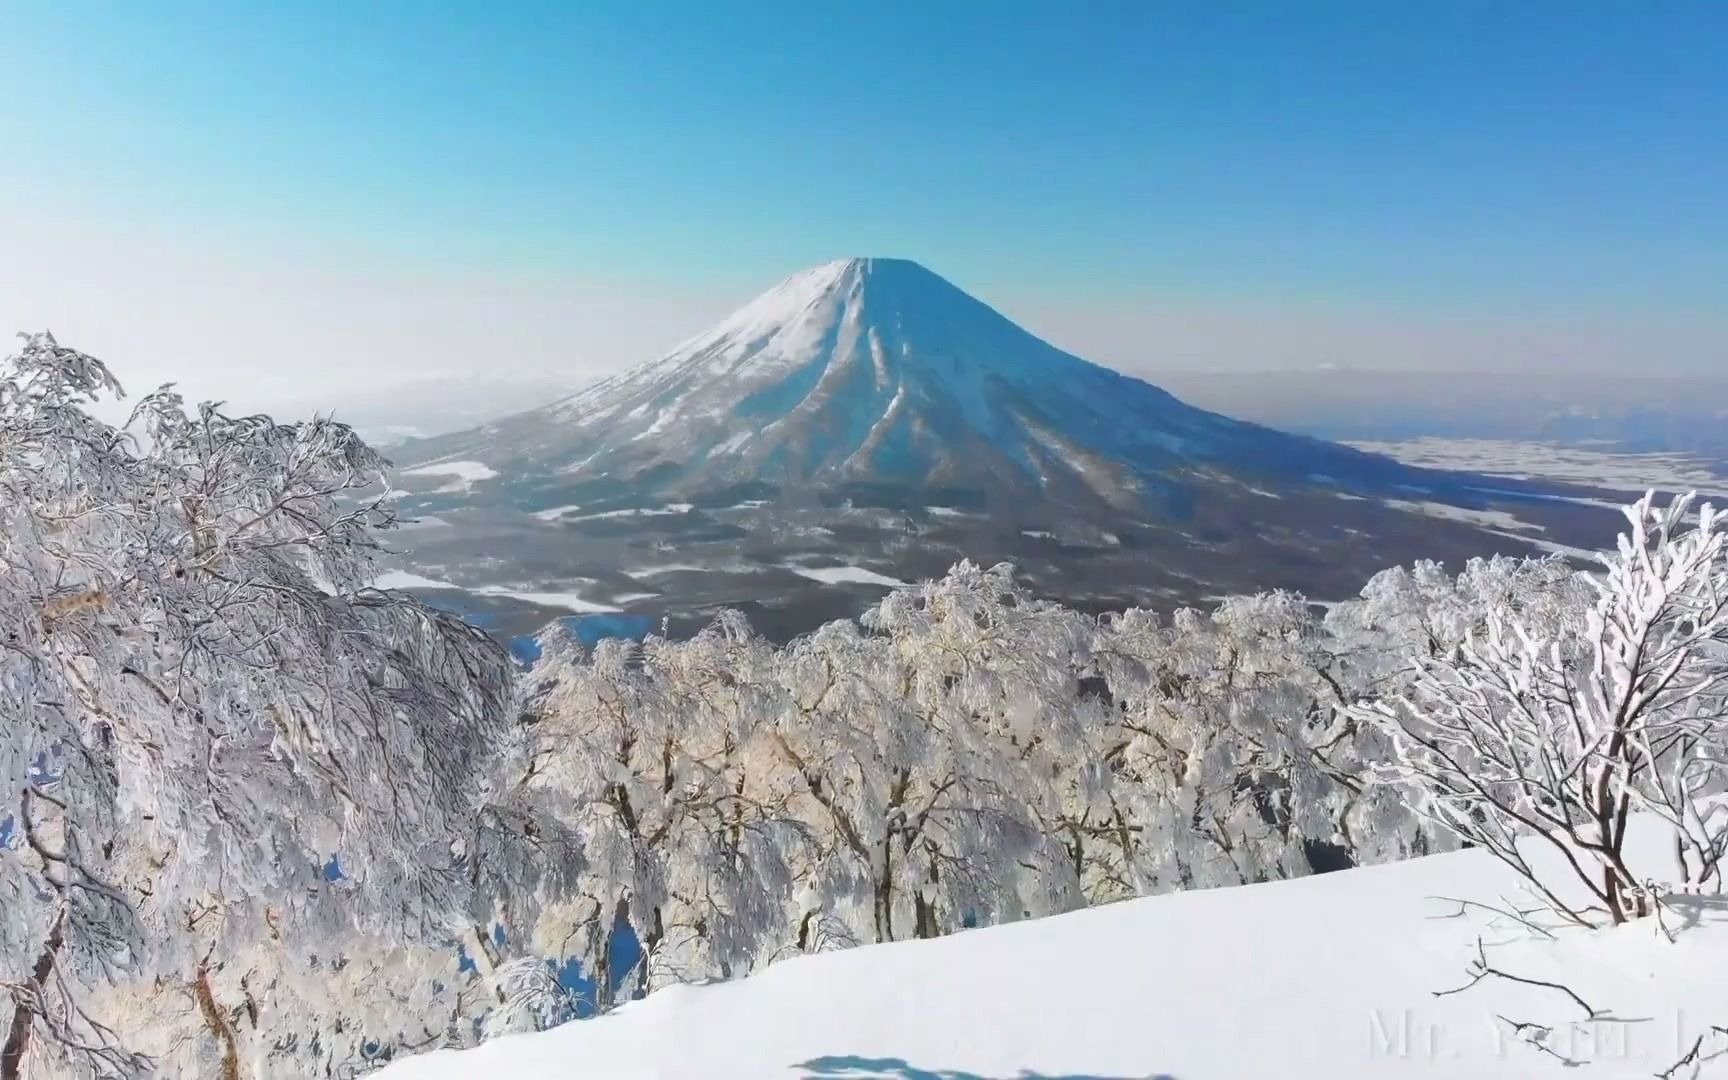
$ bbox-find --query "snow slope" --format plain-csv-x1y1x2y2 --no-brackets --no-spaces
383,827,1728,1080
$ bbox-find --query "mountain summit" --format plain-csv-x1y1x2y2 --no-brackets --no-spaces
391,260,1583,638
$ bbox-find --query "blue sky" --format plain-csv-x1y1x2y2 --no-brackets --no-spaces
1,2,1723,401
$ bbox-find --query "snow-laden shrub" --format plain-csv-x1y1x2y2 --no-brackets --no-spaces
1355,493,1728,926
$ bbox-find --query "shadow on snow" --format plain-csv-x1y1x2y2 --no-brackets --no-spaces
795,1056,1175,1080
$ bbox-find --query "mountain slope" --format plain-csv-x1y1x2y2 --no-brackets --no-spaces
381,821,1728,1079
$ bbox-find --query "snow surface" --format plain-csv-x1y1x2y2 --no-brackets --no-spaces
786,564,908,588
625,564,712,578
371,570,459,590
402,460,498,483
370,571,631,611
1349,437,1728,496
1484,529,1603,562
472,585,621,614
383,824,1727,1080
530,504,583,522
1383,498,1544,533
394,514,451,530
563,504,694,522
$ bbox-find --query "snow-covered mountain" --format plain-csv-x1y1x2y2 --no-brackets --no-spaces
405,257,1419,511
386,259,1636,638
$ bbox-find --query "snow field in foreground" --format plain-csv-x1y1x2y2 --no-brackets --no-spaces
384,821,1727,1080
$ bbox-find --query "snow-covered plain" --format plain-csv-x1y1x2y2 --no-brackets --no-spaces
786,564,908,588
402,459,499,483
562,504,694,521
372,569,460,590
383,825,1727,1080
1382,497,1545,533
370,571,633,614
530,504,583,521
394,513,451,530
472,584,621,613
399,459,501,494
1349,437,1727,495
624,563,713,577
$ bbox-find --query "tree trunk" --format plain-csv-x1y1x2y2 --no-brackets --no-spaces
914,846,941,939
594,942,611,1014
2,914,66,1080
193,966,242,1080
466,924,508,1004
593,897,631,1014
873,840,894,943
633,905,666,1000
913,892,937,939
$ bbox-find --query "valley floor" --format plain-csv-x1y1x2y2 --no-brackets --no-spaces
382,827,1728,1080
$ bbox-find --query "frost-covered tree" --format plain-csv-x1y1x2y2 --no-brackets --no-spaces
507,612,803,1012
1354,493,1728,925
509,557,1469,997
782,562,1093,943
91,937,487,1078
0,334,515,1077
510,562,1105,990
1327,553,1589,684
1084,589,1429,899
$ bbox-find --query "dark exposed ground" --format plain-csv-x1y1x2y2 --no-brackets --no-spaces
378,466,1703,646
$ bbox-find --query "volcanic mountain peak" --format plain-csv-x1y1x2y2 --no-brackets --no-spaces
500,257,1195,497
549,256,1076,427
406,257,1414,511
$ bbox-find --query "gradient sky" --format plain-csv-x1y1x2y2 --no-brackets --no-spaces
2,2,1724,409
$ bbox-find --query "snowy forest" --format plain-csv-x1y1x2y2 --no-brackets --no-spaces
5,333,1727,1079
